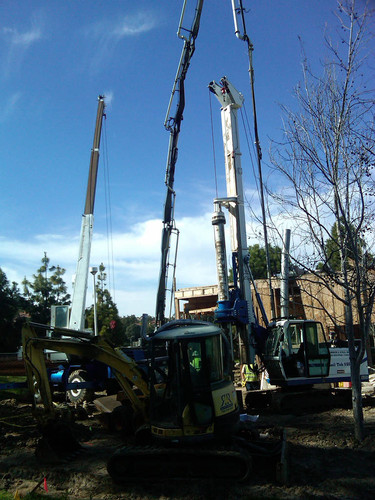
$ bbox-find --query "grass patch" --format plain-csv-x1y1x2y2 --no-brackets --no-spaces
0,491,13,500
25,494,69,500
0,375,26,384
0,491,69,500
0,375,29,401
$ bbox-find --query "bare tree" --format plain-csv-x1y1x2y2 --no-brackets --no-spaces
269,0,375,441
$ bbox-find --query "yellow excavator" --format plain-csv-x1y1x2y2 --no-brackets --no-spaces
23,320,286,482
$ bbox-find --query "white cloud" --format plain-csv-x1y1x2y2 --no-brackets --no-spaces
2,26,42,46
2,208,294,317
82,10,158,74
1,14,44,77
2,92,22,122
103,91,114,108
0,213,216,317
86,12,157,41
111,12,157,38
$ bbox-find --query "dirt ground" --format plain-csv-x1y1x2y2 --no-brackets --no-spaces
1,385,375,500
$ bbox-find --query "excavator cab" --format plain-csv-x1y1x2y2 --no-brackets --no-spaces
149,320,239,442
263,319,331,386
107,320,254,483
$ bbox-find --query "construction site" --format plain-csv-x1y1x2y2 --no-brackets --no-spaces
0,374,375,499
1,0,374,498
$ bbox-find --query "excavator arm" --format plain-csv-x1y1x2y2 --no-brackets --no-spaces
22,323,150,426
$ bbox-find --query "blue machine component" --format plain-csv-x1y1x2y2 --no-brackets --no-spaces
0,381,28,390
215,296,249,324
49,368,65,384
214,253,249,325
45,348,149,396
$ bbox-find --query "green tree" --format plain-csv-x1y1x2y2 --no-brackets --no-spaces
125,323,141,343
319,222,342,272
22,253,70,324
0,269,25,352
86,263,125,346
318,219,370,273
229,244,282,281
248,244,282,280
119,315,155,346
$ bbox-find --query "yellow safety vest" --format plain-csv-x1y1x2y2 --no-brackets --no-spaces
191,357,201,370
243,364,257,382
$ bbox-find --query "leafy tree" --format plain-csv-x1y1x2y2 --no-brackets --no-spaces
125,323,141,344
118,315,155,346
86,263,126,345
121,315,139,330
0,269,25,352
248,244,282,280
229,244,282,281
269,1,375,440
318,222,343,272
318,219,372,274
22,253,70,324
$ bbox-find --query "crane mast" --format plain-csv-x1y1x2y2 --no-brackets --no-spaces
69,96,106,331
155,0,204,328
209,77,256,365
231,0,276,320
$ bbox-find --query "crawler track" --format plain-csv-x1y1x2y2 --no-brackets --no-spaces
107,443,252,482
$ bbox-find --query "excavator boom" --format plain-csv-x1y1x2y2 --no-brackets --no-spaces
22,323,149,426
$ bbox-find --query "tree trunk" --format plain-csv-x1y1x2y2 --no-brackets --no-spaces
345,299,365,441
350,354,364,441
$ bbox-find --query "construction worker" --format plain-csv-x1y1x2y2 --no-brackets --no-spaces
241,363,259,391
190,351,201,370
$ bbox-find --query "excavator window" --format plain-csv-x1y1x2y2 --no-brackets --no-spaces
304,322,330,377
188,342,202,371
264,324,284,357
185,335,224,386
289,325,303,353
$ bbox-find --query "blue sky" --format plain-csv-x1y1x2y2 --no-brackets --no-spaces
0,0,359,317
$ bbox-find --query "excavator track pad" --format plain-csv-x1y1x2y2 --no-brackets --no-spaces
107,443,252,483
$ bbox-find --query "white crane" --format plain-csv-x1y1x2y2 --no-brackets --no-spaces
69,96,106,331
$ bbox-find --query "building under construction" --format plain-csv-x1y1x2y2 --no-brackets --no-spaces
175,273,375,358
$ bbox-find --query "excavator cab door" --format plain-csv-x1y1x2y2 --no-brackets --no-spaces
264,320,330,386
302,321,330,377
150,336,218,431
282,321,330,380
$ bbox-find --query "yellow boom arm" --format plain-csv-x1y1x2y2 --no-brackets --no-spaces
22,322,150,425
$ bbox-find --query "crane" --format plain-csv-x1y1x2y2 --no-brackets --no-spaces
46,96,108,404
155,0,204,328
208,77,368,409
69,95,106,331
209,77,257,367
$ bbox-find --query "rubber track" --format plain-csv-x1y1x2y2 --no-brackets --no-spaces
107,443,252,483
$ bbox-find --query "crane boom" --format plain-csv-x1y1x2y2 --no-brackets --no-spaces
155,0,204,327
69,96,106,331
231,0,276,320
